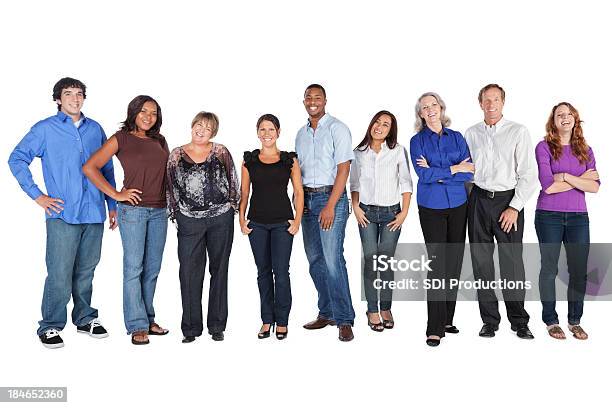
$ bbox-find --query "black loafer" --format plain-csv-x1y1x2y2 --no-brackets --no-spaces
426,338,440,347
182,336,196,343
445,325,460,334
511,325,535,339
211,332,224,341
479,324,499,337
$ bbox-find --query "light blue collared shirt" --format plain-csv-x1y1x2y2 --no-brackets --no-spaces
8,111,117,224
295,113,354,187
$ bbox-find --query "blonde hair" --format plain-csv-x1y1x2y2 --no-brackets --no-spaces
191,111,219,137
414,92,451,132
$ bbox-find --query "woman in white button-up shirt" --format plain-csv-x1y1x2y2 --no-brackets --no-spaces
349,110,413,332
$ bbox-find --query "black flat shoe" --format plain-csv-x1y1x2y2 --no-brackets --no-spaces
511,324,534,339
366,312,384,332
426,338,440,347
182,336,196,343
258,323,274,339
211,332,224,341
479,324,499,337
276,326,288,340
445,325,459,334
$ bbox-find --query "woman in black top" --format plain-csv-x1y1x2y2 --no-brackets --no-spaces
239,114,304,340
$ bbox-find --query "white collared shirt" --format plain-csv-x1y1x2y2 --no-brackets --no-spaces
349,142,413,206
464,117,537,211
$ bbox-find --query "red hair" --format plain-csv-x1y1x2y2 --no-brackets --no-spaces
545,102,589,164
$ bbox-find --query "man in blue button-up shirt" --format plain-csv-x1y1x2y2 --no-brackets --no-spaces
295,84,356,341
8,77,116,348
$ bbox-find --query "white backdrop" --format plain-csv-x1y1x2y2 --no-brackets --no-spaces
1,0,610,406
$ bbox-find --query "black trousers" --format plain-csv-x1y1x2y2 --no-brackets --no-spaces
467,187,530,327
177,210,234,336
418,203,467,337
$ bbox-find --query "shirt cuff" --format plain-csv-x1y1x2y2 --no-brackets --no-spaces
27,186,44,201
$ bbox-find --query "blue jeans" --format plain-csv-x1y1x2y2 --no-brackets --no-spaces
535,210,590,325
358,203,402,313
248,221,294,326
118,203,168,334
38,219,103,336
302,191,355,325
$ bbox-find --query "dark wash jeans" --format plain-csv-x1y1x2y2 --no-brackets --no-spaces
302,191,355,326
358,203,401,313
248,221,294,326
176,209,234,336
535,210,590,325
38,219,103,335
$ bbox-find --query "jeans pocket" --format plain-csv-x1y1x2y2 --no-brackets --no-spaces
119,205,139,224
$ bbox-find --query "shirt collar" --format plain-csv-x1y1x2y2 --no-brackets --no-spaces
423,125,448,137
57,110,86,124
483,116,506,131
307,112,330,129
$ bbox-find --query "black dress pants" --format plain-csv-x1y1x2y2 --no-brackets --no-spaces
177,210,234,336
418,203,467,337
467,187,530,327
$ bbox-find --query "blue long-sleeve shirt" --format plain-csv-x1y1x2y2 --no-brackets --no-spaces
409,126,472,209
8,111,116,224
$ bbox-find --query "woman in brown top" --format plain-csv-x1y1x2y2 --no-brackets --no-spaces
83,95,170,345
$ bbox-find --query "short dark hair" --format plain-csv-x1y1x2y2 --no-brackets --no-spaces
478,83,505,103
52,77,86,111
120,95,163,139
304,83,326,99
256,114,280,131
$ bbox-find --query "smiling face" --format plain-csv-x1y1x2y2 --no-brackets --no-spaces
419,95,442,128
257,120,280,148
56,87,84,121
480,87,505,125
303,87,326,119
553,104,575,135
191,119,214,145
370,114,392,142
135,101,158,133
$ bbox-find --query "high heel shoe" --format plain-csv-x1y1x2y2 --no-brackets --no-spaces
276,326,288,340
258,323,274,339
381,310,394,329
366,312,384,332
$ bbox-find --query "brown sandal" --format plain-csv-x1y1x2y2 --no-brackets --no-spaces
148,323,169,336
568,325,588,340
131,330,150,345
547,325,566,340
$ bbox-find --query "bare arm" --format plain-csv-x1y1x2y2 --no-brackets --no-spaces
82,136,142,205
238,162,252,234
288,158,304,235
564,171,600,193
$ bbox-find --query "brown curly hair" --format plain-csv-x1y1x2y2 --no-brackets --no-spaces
545,102,589,164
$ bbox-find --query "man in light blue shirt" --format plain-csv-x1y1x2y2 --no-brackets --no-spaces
8,77,116,348
295,84,356,341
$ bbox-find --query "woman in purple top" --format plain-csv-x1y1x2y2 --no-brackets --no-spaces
535,102,600,340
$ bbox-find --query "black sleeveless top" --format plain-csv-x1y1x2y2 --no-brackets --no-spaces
244,150,297,224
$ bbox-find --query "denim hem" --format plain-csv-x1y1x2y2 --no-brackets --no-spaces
208,328,225,335
37,326,62,336
544,320,560,326
336,321,354,327
568,320,581,325
128,327,149,335
366,307,379,313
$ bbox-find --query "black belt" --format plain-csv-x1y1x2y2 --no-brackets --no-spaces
473,185,514,199
304,185,333,193
359,203,400,212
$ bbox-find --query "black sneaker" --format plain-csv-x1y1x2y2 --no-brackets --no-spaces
39,329,64,349
77,319,109,339
211,332,224,341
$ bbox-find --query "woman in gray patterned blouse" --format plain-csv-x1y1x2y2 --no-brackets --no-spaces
166,111,240,343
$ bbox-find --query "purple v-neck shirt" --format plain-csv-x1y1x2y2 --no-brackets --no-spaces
535,141,598,212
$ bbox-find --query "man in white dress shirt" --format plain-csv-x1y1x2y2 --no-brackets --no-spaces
464,84,538,339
